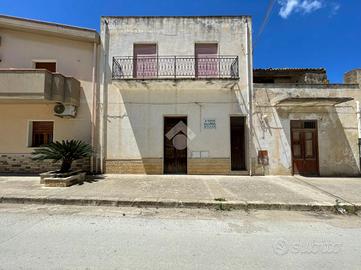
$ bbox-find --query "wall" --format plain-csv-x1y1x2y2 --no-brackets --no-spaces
345,69,361,85
100,16,252,174
253,84,361,176
0,28,95,173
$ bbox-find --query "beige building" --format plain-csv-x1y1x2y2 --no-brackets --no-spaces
0,15,99,174
253,68,361,176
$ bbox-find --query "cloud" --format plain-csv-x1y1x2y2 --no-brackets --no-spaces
278,0,323,19
330,2,340,17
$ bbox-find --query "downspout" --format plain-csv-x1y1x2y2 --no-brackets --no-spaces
356,101,361,171
91,41,98,174
245,18,254,176
99,19,110,174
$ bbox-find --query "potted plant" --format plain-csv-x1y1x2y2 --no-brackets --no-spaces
32,140,93,187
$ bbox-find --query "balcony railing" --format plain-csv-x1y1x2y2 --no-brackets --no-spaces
112,55,239,79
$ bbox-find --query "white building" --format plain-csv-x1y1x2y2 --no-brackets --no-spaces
99,16,253,174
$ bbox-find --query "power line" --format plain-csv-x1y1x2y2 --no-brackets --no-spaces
254,0,277,49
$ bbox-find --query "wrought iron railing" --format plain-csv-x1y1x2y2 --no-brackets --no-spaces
112,56,239,79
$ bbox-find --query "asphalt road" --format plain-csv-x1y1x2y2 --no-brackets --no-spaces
0,204,360,270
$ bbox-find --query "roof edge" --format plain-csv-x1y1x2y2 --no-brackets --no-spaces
254,68,326,72
0,14,99,43
101,15,251,18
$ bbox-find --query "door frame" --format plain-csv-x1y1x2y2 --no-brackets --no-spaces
229,115,247,171
290,120,320,176
133,43,158,78
163,115,188,174
194,42,219,78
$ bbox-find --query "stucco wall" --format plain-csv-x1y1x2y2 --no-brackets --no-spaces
106,80,248,158
0,28,95,172
253,84,361,176
100,17,252,174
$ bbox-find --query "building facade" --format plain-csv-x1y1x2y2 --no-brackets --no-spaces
99,16,253,175
99,16,361,176
0,14,360,177
253,68,361,176
0,15,99,174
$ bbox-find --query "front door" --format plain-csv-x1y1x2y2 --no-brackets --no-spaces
230,116,246,170
164,117,188,174
291,120,319,176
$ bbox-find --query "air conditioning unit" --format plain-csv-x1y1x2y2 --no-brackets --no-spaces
53,103,77,118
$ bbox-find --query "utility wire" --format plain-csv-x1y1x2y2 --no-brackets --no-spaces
254,0,277,49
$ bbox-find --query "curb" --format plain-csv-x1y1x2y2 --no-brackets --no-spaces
1,196,358,214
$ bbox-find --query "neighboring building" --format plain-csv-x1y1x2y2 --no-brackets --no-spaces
99,16,253,174
253,68,361,176
0,15,99,174
253,68,328,84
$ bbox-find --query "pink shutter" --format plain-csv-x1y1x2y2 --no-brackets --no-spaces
133,44,157,78
195,44,218,77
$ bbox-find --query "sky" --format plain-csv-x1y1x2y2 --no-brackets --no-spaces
1,0,360,82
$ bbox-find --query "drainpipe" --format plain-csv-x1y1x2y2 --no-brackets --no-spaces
356,101,361,170
90,42,98,174
99,19,109,174
245,18,254,176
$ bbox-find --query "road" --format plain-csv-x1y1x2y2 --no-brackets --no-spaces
0,204,360,270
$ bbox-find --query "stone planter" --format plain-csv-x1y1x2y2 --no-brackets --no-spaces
40,170,86,187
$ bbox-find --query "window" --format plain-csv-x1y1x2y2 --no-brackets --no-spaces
35,62,56,72
30,121,54,147
133,44,157,78
195,43,218,78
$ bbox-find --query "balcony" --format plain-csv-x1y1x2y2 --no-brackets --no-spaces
112,56,239,80
0,69,80,105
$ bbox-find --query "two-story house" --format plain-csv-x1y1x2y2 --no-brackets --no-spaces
0,15,100,174
99,16,253,175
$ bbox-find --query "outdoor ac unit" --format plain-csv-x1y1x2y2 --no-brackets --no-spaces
53,103,77,118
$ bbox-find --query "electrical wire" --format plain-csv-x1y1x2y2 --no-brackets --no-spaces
254,0,277,49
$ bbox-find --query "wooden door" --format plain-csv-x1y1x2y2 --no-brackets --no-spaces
291,120,319,176
164,117,188,174
133,44,157,78
231,116,246,170
195,43,218,77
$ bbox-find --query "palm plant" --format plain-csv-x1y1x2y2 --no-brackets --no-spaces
32,140,93,173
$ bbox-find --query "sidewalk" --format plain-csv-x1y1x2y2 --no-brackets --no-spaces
0,174,360,213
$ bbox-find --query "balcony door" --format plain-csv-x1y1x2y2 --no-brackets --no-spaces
133,44,157,78
195,43,218,78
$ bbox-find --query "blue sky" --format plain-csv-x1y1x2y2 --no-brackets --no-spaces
1,0,360,82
